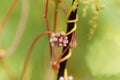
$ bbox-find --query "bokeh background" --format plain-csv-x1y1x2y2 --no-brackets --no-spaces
0,0,120,80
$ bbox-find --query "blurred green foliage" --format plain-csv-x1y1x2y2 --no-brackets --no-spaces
0,0,120,80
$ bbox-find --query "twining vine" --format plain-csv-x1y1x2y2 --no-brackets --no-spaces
0,0,104,80
57,0,79,79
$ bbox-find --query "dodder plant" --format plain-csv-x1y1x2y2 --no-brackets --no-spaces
21,0,80,79
0,0,104,80
21,0,104,80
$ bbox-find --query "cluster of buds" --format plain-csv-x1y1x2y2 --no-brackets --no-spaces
50,32,69,47
59,76,73,80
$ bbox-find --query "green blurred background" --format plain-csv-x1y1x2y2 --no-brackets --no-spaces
0,0,120,80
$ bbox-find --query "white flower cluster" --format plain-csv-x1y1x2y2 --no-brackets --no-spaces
50,32,69,47
59,76,73,80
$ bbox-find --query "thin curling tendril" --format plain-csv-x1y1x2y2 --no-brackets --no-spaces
65,14,78,36
65,23,77,36
67,15,78,23
67,0,80,18
59,49,72,63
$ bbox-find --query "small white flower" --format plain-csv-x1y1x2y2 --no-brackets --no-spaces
59,76,73,80
63,40,69,44
61,31,65,35
56,32,60,36
65,37,68,39
59,43,62,47
49,38,53,42
68,76,73,80
51,33,55,37
51,43,55,46
63,44,67,47
59,37,63,42
53,37,57,41
59,77,64,80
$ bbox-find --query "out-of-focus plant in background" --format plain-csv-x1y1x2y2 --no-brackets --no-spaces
0,0,120,80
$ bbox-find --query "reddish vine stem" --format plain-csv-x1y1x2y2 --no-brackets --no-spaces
55,46,70,68
45,0,50,32
53,1,60,32
53,8,58,32
44,0,53,59
20,31,52,80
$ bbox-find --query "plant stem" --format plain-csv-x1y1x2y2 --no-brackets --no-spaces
45,0,50,32
53,6,58,32
21,31,52,80
57,0,78,79
44,0,53,59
